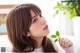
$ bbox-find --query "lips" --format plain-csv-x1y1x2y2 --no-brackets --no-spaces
43,25,48,30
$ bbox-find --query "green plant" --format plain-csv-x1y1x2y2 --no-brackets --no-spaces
51,31,60,42
54,0,80,19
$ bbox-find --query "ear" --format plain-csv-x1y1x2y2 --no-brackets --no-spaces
27,32,31,37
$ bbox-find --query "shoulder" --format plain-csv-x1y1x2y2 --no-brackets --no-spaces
47,36,59,51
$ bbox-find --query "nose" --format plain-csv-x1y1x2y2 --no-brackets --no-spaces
40,17,46,25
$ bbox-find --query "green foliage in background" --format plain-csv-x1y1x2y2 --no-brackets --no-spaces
54,0,80,19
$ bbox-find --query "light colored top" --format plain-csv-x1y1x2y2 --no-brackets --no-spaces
48,36,74,53
24,47,44,53
24,36,74,53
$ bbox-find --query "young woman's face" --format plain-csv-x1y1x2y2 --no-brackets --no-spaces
28,10,49,38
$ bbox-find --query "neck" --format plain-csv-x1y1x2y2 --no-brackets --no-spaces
32,37,44,48
37,37,43,48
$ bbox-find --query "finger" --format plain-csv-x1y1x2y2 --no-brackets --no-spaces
59,38,66,47
59,38,70,48
59,38,64,45
67,41,72,47
64,39,70,48
65,39,72,48
63,38,69,48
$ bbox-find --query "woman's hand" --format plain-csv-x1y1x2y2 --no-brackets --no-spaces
59,38,73,48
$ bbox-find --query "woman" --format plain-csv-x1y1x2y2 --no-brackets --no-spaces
6,3,73,53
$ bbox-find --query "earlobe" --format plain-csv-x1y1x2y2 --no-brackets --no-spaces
27,32,31,37
27,34,30,37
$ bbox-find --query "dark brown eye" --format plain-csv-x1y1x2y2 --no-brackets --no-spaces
33,18,38,23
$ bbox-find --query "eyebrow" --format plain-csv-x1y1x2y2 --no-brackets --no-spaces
32,15,37,19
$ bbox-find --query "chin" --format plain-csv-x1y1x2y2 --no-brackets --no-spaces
44,30,50,36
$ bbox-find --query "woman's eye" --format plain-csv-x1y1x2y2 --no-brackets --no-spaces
33,19,38,23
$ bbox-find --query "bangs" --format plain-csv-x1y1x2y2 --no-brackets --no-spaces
30,5,42,17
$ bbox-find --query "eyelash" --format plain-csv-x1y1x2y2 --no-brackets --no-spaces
32,15,43,23
33,18,38,23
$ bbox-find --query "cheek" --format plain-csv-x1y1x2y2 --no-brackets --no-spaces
31,23,41,30
29,23,42,36
32,24,41,29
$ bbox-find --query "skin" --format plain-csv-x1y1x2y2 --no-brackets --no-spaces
27,10,73,48
59,38,73,48
27,10,49,48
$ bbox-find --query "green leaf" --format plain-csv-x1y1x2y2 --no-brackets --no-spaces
70,15,74,19
51,35,56,38
56,31,60,37
54,39,58,42
66,2,70,5
61,6,65,10
70,8,76,19
56,10,59,14
63,12,66,15
54,2,61,9
76,4,79,9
